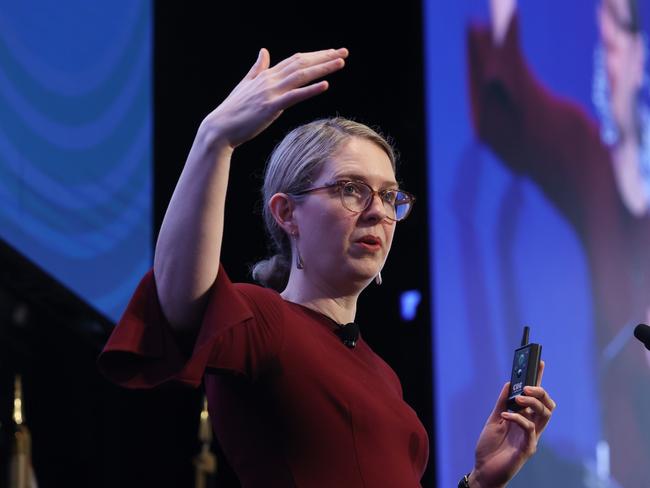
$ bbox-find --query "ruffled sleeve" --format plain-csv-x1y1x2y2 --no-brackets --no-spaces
98,265,284,389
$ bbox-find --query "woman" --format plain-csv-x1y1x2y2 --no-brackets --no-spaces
99,47,554,487
468,0,648,485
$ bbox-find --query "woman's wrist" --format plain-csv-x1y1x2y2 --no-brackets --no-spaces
468,469,483,488
467,469,505,488
196,119,236,156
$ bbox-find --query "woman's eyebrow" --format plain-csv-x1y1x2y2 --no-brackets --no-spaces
331,173,399,187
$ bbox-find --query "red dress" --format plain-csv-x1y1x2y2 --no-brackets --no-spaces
98,266,429,487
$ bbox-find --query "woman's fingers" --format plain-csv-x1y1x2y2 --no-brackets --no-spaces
500,410,538,457
272,80,330,110
536,360,545,386
514,395,549,420
514,386,556,435
277,57,346,92
242,47,347,112
523,386,557,412
273,48,348,73
242,46,346,86
265,49,348,111
203,47,347,148
244,48,271,80
501,410,536,436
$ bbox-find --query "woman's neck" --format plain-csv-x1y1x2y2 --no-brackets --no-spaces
281,272,360,324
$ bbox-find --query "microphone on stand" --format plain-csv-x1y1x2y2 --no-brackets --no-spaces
633,324,650,350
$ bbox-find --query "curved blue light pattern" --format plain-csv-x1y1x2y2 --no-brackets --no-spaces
0,1,152,322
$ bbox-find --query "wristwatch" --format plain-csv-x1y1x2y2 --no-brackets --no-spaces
458,473,471,488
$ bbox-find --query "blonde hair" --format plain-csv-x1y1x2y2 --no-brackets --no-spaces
251,117,396,291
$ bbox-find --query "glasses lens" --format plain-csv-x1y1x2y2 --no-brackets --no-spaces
380,190,398,220
340,181,369,212
394,192,412,221
339,181,413,221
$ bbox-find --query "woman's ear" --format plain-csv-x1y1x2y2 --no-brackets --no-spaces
268,193,296,234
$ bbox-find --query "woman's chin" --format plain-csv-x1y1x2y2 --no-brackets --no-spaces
347,266,382,286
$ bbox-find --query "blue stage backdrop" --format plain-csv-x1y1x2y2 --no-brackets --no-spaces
427,1,650,487
0,1,152,322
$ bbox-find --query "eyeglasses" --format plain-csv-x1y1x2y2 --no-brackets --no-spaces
291,179,415,222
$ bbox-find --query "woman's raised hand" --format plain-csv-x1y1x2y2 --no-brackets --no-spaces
200,48,349,150
152,48,347,330
489,0,516,45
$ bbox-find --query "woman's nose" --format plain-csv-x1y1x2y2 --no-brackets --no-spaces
362,193,389,221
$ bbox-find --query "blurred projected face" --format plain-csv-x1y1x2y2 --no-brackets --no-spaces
598,0,645,138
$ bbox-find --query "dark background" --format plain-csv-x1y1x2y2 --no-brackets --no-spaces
0,1,432,486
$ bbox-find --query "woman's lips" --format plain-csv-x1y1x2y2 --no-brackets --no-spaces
355,242,381,252
354,235,382,252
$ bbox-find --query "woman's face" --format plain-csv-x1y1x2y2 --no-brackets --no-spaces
292,136,398,294
598,0,645,137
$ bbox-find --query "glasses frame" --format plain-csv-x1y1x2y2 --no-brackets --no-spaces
290,179,416,222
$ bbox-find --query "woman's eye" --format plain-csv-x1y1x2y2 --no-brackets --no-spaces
382,190,398,204
342,182,361,195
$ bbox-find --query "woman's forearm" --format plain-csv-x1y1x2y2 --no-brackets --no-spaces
153,122,234,331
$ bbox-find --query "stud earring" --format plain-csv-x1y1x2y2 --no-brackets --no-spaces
375,271,382,285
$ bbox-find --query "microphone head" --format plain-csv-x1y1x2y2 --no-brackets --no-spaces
634,323,650,350
335,322,359,348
